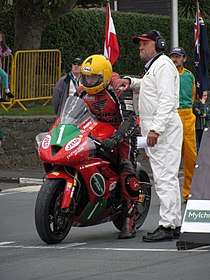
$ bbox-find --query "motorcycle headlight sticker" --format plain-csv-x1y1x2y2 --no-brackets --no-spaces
42,135,51,149
65,137,81,151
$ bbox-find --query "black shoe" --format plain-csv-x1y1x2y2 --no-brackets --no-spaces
5,92,14,98
0,97,7,102
146,226,181,239
142,226,173,242
172,226,181,239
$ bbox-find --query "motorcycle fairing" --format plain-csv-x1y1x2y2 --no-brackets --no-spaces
90,122,116,140
39,134,92,165
46,171,70,180
76,199,119,226
51,124,80,147
74,159,119,202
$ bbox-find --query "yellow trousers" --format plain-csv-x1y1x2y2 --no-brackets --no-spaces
178,108,197,201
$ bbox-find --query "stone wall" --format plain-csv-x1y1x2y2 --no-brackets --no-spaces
0,116,56,168
0,114,149,169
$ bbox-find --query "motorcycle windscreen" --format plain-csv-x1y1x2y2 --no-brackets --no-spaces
60,96,94,126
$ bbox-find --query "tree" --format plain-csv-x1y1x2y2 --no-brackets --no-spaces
178,0,210,19
77,0,106,7
0,0,105,50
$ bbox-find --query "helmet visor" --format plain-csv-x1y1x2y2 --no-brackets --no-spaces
81,74,103,88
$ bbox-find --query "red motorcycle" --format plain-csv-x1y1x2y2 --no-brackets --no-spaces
35,96,151,244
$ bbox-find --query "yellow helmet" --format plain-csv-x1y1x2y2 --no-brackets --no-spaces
81,54,112,95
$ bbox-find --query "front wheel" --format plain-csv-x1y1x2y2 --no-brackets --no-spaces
35,179,75,244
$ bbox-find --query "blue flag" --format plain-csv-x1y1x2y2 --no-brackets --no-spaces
194,11,210,98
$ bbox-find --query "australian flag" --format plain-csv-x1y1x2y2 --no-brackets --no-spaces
194,11,210,98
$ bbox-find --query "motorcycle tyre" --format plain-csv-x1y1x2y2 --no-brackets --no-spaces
135,169,151,229
35,179,74,244
112,169,151,231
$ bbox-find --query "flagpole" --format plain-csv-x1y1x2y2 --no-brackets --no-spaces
104,0,110,60
114,0,118,11
196,0,200,57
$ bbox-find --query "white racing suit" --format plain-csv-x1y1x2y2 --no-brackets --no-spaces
127,54,183,229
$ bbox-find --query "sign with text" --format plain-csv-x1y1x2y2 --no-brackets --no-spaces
181,200,210,233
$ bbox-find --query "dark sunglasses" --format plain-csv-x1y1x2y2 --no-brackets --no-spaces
73,62,82,66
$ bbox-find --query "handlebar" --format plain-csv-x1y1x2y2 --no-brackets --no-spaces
88,134,117,165
88,135,102,146
89,134,115,153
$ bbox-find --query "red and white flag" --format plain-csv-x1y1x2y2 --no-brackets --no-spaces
104,3,119,66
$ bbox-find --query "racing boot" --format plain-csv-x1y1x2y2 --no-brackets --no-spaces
118,200,136,239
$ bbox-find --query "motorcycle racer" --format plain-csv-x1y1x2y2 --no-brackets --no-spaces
76,54,140,239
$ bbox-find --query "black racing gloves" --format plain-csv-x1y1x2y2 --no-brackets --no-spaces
101,132,123,151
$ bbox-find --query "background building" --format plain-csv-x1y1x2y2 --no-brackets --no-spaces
111,0,170,16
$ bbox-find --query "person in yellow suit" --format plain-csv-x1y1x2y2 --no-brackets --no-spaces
170,47,197,202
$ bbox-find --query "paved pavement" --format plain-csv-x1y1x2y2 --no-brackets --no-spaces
0,166,45,184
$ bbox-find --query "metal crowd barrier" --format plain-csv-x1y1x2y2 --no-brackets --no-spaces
0,49,61,111
0,54,13,111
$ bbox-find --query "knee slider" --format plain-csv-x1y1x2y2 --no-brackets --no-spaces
126,175,140,195
121,173,140,200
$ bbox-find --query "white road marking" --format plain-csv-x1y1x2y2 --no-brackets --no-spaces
0,185,41,195
0,242,87,249
0,241,16,245
75,246,210,252
0,243,209,252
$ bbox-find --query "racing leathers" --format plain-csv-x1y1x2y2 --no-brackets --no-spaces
77,83,140,239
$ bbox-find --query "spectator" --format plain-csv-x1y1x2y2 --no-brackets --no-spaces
113,30,183,242
0,31,14,102
0,126,3,147
193,90,210,151
52,57,83,115
78,54,140,239
169,47,197,203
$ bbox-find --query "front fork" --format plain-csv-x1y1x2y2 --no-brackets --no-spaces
46,170,78,209
61,171,78,209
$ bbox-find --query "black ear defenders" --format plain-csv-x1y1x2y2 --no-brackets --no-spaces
154,30,166,52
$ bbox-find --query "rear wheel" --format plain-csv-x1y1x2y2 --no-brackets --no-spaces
113,169,151,231
35,179,75,244
135,170,151,229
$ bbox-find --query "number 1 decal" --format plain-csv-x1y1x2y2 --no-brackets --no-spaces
57,124,65,144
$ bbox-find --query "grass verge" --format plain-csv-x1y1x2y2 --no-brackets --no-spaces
0,101,55,116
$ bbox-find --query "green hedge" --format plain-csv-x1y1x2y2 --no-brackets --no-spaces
39,8,210,76
1,7,210,76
